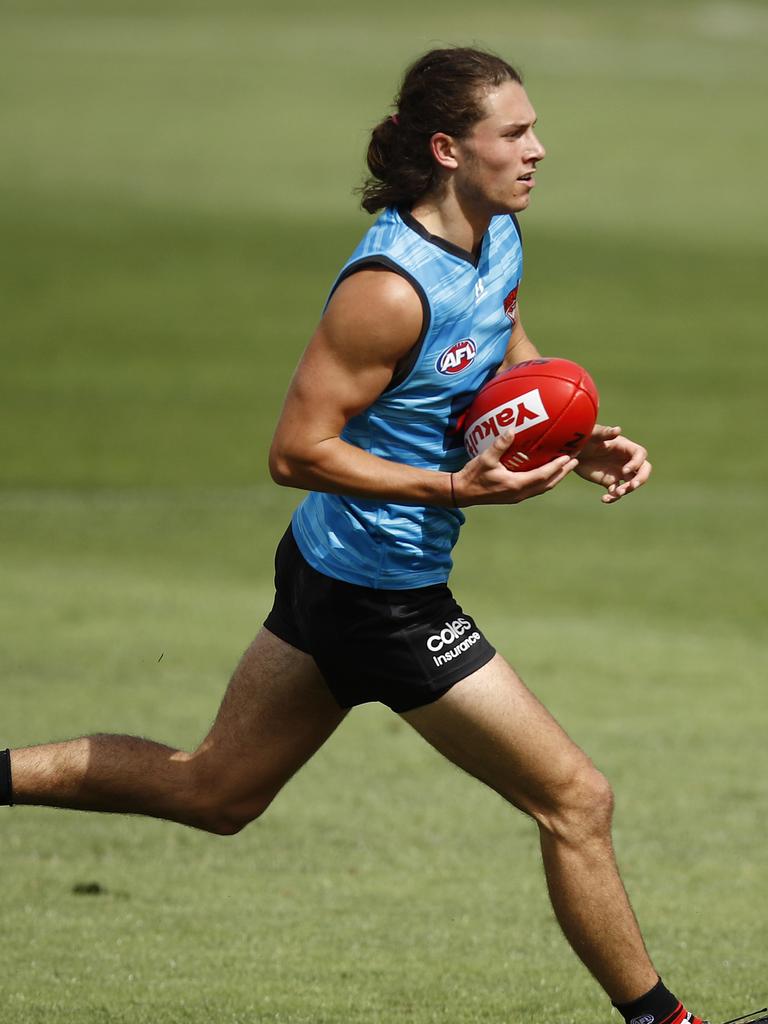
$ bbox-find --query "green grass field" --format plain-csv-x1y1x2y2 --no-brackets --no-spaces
1,2,767,1022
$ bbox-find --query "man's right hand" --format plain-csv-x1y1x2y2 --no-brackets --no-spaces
452,430,578,507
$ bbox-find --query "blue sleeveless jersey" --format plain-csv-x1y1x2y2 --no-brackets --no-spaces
292,207,523,588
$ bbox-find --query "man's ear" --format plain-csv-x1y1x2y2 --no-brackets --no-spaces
430,132,460,171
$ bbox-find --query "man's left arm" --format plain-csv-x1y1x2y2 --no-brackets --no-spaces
499,309,652,504
498,308,540,370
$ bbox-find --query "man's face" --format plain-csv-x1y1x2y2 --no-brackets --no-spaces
452,80,546,214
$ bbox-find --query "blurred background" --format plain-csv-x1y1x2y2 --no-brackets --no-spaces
1,2,766,1022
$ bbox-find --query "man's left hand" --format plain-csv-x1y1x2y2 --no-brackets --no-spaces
575,424,652,504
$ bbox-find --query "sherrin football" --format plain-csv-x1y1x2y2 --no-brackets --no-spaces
463,358,599,471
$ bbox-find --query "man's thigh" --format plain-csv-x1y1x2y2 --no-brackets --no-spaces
400,653,595,820
191,628,348,808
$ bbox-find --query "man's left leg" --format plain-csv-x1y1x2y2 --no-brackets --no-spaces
401,653,697,1018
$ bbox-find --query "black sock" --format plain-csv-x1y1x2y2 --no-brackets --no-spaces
0,749,14,806
614,978,686,1024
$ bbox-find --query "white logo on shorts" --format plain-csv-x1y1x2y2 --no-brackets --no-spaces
630,1015,655,1024
426,618,473,652
426,618,481,667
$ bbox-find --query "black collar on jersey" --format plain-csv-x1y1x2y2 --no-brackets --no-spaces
398,207,483,268
399,208,523,268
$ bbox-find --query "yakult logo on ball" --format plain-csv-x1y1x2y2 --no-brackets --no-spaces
464,388,550,458
436,338,477,375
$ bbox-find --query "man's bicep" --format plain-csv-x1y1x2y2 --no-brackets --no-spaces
272,270,424,447
284,325,397,433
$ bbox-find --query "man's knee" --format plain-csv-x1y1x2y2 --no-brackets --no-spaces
196,796,272,837
531,761,615,846
181,754,277,836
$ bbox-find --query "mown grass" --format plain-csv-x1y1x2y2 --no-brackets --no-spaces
1,2,766,1022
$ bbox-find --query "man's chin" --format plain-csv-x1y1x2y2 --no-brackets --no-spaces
511,187,535,210
493,195,531,215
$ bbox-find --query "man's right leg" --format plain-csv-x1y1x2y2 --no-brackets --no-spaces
8,628,347,834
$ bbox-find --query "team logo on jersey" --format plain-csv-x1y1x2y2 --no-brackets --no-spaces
503,285,519,323
436,338,477,375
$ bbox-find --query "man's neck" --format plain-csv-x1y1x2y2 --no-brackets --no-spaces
409,193,492,258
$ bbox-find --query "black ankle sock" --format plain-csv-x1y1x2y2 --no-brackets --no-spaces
614,978,684,1024
0,749,13,806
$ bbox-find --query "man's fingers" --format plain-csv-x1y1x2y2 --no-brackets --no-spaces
622,445,648,476
620,460,652,493
495,429,516,451
592,424,622,441
462,445,579,506
603,459,653,503
547,456,579,484
516,455,578,489
485,429,516,463
539,454,578,479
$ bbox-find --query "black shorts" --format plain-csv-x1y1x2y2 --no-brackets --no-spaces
263,525,496,713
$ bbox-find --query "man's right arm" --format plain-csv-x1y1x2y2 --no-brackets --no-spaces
269,270,578,508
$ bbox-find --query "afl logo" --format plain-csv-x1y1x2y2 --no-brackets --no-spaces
436,338,477,375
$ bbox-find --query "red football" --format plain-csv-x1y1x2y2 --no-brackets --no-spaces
463,358,599,471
